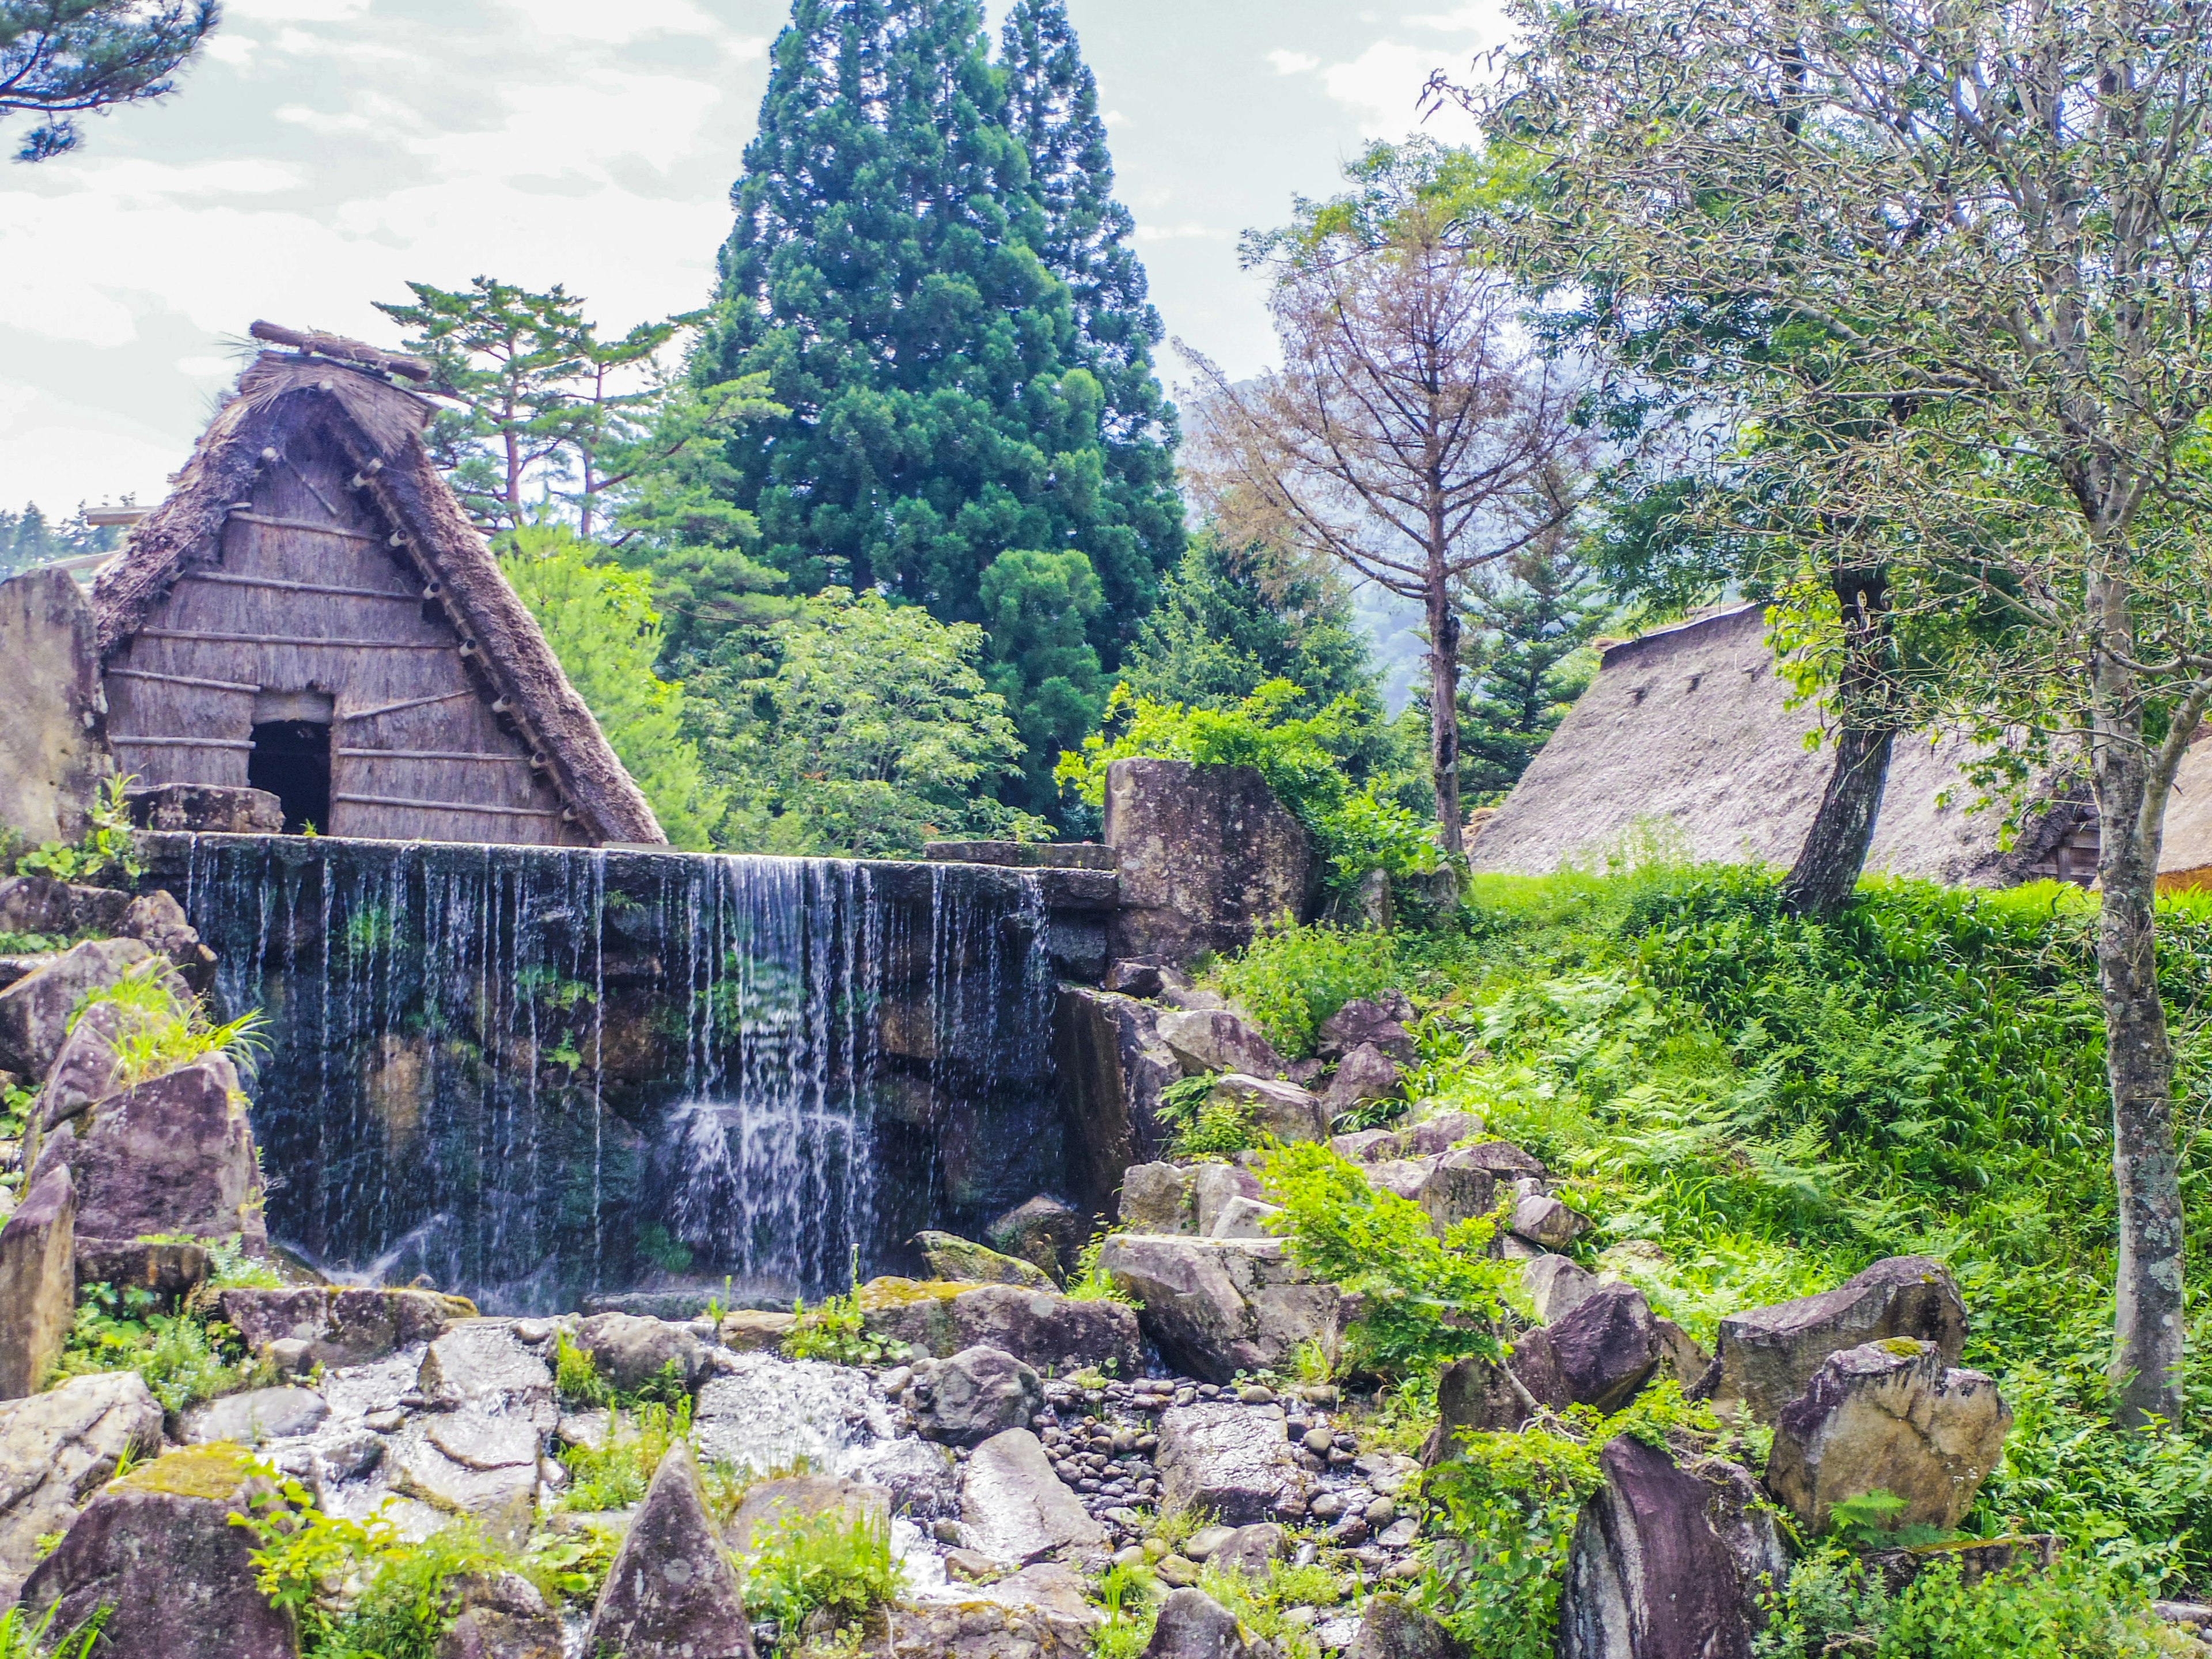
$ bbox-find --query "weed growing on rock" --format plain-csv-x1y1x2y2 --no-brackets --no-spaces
1088,1559,1161,1659
1064,1225,1139,1305
1195,1556,1346,1659
782,1266,897,1368
0,1601,107,1659
7,775,142,887
1209,920,1403,1058
737,1510,902,1648
47,1282,264,1410
558,1397,694,1512
70,959,268,1088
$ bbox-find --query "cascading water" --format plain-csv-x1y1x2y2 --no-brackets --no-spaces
172,836,1058,1313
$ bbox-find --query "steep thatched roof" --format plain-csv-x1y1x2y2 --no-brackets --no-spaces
93,342,664,846
1468,604,2082,886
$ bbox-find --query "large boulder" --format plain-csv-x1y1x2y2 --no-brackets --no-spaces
574,1310,709,1394
1363,1151,1498,1238
1524,1255,1601,1324
1105,758,1313,963
1549,1283,1664,1413
989,1195,1087,1280
1317,998,1417,1066
1556,1436,1787,1659
434,1572,564,1659
1055,987,1181,1221
1322,1044,1403,1115
0,567,111,847
77,1234,209,1303
1509,1194,1589,1251
1157,1009,1286,1079
0,937,153,1080
1705,1256,1968,1422
34,998,126,1135
393,1410,543,1516
29,1053,264,1244
1207,1073,1330,1143
182,1385,329,1445
1421,1333,1573,1464
1143,1587,1268,1658
858,1279,1142,1375
585,1444,757,1658
1120,1162,1193,1234
916,1230,1058,1290
0,876,128,940
1190,1162,1264,1234
124,783,283,835
1765,1339,2012,1533
1400,1110,1485,1157
416,1320,556,1426
0,1164,74,1400
910,1345,1044,1448
218,1285,465,1368
1348,1594,1463,1659
19,1444,294,1659
1094,1234,1350,1383
960,1427,1108,1564
0,1368,164,1603
1156,1401,1309,1524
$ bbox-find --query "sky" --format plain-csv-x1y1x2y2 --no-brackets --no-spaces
0,0,1508,516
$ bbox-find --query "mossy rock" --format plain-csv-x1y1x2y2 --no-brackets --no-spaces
116,1442,263,1502
854,1277,972,1312
913,1232,1056,1291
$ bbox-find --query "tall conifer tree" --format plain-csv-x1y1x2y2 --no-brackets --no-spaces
703,0,1181,809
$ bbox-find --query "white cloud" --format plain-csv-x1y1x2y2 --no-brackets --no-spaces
1135,222,1223,242
1103,108,1128,127
1267,49,1322,75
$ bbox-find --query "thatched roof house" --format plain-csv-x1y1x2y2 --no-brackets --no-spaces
1468,604,2101,888
91,324,662,848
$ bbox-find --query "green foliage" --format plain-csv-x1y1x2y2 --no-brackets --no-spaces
0,499,128,579
0,1600,106,1659
1209,922,1404,1059
738,1510,903,1641
1195,1556,1347,1659
6,774,142,886
783,1264,898,1369
499,524,725,849
1257,1141,1516,1378
0,1,218,163
558,1397,694,1512
703,0,1183,805
1088,1559,1160,1659
71,959,267,1088
1456,543,1608,804
1157,1076,1257,1159
554,1330,612,1408
1753,1546,2175,1659
236,1472,511,1659
1057,681,1435,895
1064,1224,1138,1305
50,1284,265,1411
1418,1423,1603,1659
699,585,1048,857
979,547,1108,808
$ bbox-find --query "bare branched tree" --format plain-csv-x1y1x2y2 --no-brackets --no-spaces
1466,0,2212,1425
1181,210,1595,865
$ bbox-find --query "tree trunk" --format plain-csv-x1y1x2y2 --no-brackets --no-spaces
2090,595,2186,1427
1428,583,1466,861
1782,566,1896,918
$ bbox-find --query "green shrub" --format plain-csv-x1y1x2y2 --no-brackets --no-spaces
1210,921,1403,1058
1256,1140,1516,1378
558,1397,694,1512
1089,1560,1160,1659
1194,1556,1347,1659
70,960,268,1089
738,1510,903,1642
49,1284,265,1411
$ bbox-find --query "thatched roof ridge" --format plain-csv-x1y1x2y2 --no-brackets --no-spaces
93,351,665,846
1469,603,2069,886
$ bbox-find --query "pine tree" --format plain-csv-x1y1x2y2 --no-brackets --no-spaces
702,0,1183,811
1456,544,1608,801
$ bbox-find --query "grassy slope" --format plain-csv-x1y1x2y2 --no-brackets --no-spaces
1216,865,2212,1592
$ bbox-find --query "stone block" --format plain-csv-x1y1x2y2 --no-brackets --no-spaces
0,1165,74,1399
0,1371,165,1604
124,783,284,835
1104,758,1313,963
30,1053,263,1244
218,1285,464,1367
1156,1402,1308,1525
1207,1073,1329,1143
1094,1234,1350,1383
1119,1162,1192,1233
1156,1008,1285,1078
1706,1256,1967,1422
0,568,109,847
0,937,153,1080
960,1427,1107,1564
916,1230,1058,1290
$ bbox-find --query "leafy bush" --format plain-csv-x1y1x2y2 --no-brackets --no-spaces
1753,1546,2175,1658
1210,922,1403,1058
1056,680,1435,895
1157,1075,1257,1159
1195,1556,1347,1659
738,1510,903,1643
1064,1225,1139,1306
48,1283,266,1410
3,774,142,887
558,1397,694,1512
1089,1559,1160,1659
1257,1140,1516,1378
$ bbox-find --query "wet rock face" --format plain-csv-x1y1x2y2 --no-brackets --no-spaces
0,1164,74,1400
1056,986,1183,1222
20,1447,295,1659
1104,757,1314,965
1094,1235,1350,1384
1765,1339,2012,1533
585,1444,757,1659
183,1386,330,1445
29,1054,263,1245
988,1194,1086,1279
1157,1402,1309,1525
960,1427,1109,1564
416,1320,556,1425
219,1286,463,1368
0,1367,164,1603
1707,1256,1967,1422
394,1409,543,1516
0,937,154,1080
1556,1435,1787,1659
910,1345,1045,1447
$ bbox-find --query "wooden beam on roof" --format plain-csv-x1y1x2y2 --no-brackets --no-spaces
249,320,433,384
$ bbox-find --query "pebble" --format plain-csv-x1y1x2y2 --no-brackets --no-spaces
1237,1385,1277,1404
1302,1427,1334,1456
878,1365,912,1396
1113,1546,1147,1570
363,1408,406,1434
511,1319,554,1346
1157,1555,1200,1588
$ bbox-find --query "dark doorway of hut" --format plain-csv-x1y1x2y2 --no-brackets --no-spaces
249,718,332,834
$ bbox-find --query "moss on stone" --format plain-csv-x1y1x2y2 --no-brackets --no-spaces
854,1277,970,1311
1877,1337,1929,1358
118,1442,260,1501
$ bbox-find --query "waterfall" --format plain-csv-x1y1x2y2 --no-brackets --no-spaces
177,838,1059,1314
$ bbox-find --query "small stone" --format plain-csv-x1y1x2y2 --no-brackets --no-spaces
1302,1428,1333,1455
1156,1554,1200,1588
365,1409,406,1434
1237,1385,1276,1404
